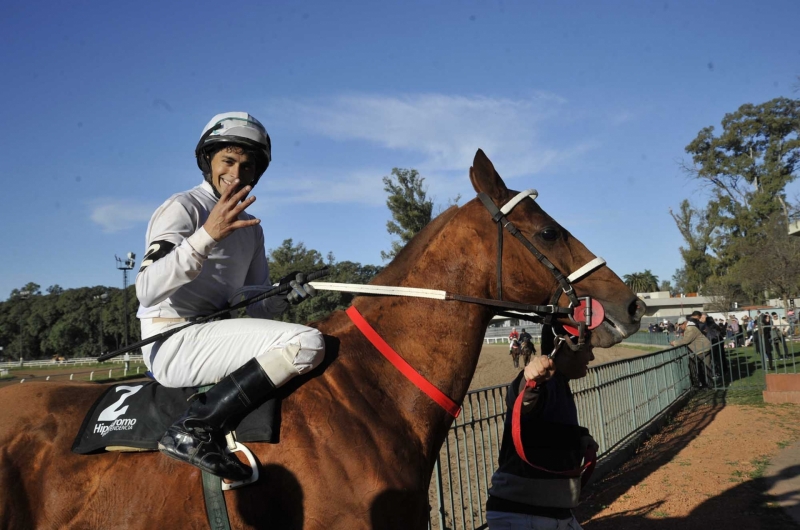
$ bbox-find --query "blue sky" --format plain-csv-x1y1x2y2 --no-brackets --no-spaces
2,0,798,299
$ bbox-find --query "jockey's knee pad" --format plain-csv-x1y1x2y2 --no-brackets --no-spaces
257,332,326,388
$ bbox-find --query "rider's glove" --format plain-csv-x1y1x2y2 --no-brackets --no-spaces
286,273,316,305
261,295,290,316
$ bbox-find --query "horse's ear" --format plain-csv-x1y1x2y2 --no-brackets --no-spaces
470,149,509,202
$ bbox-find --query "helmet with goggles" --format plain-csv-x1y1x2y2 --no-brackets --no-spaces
195,112,272,189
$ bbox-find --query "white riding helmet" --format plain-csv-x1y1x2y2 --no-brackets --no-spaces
195,112,272,188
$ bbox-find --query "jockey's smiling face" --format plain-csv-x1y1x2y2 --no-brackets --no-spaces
210,146,257,196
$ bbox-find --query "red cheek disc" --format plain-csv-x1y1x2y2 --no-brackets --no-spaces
562,298,605,336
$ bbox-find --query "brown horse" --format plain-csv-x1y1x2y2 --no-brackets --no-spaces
0,150,643,529
521,338,536,366
510,339,522,368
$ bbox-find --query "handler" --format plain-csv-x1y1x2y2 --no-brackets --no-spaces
136,112,325,481
486,341,598,529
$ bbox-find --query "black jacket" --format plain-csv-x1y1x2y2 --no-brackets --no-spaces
487,371,591,518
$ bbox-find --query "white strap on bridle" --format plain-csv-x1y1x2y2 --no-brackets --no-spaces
308,282,447,300
228,283,449,306
500,189,538,215
566,257,606,283
500,188,606,285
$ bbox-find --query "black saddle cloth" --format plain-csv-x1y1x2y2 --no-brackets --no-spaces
72,381,279,455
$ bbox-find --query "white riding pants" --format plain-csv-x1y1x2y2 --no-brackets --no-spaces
140,318,325,388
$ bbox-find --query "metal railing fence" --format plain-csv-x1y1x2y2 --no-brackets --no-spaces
428,345,693,529
570,346,692,454
623,331,676,346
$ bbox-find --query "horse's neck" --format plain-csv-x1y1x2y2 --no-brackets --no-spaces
341,218,496,459
349,294,492,458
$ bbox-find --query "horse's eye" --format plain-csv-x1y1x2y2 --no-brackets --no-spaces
540,227,559,241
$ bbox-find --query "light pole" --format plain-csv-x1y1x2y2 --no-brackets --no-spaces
115,253,136,348
16,290,30,364
93,292,109,355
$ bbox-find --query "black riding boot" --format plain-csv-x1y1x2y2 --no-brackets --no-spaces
158,358,276,481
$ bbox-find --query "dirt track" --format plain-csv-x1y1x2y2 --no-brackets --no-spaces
577,394,800,529
470,342,658,390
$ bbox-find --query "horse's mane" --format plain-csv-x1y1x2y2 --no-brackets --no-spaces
371,205,461,287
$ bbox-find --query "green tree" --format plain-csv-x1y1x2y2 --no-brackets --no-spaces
682,97,800,276
381,168,433,261
734,214,800,312
623,270,659,294
669,200,717,293
0,284,139,360
267,240,382,325
268,239,326,284
10,282,41,299
703,276,745,318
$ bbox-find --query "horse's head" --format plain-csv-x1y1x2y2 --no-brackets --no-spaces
468,149,644,348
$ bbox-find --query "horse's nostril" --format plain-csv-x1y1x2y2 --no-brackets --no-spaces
628,298,646,320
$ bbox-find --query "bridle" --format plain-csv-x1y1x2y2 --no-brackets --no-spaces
477,189,607,354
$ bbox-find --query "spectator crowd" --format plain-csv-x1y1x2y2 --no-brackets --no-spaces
662,310,795,387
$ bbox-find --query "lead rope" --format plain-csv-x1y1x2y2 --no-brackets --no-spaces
511,379,596,485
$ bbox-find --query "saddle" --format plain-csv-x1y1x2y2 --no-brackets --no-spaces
72,380,279,455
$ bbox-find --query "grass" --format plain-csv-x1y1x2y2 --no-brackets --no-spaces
748,456,771,479
690,388,765,407
691,344,799,405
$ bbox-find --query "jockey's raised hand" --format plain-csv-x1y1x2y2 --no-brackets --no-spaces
203,180,260,241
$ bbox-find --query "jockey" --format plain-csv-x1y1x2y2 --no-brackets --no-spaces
508,327,519,351
136,112,325,481
519,328,533,346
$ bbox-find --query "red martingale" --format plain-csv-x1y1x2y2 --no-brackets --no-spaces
346,306,461,418
512,379,597,486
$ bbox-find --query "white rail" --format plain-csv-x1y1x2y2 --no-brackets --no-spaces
0,355,144,370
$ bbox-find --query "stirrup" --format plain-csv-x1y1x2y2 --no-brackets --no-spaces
221,431,259,491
